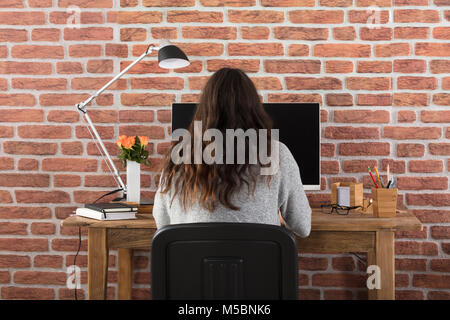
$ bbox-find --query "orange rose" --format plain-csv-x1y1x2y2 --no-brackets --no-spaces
121,136,135,149
116,135,127,148
138,136,149,147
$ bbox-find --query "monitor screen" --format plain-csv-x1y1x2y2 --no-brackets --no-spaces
171,103,321,190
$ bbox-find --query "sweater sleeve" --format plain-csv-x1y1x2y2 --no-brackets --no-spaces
278,144,312,238
153,179,171,229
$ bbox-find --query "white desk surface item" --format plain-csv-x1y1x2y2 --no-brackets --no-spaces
337,186,350,207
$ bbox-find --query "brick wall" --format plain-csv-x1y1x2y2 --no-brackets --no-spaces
0,0,449,300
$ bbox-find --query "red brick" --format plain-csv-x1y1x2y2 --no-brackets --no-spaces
288,44,309,56
347,77,392,90
312,274,366,288
0,29,27,42
251,77,282,90
394,59,426,73
429,143,450,155
431,227,450,240
394,27,429,39
54,174,81,187
290,10,344,23
409,160,443,173
0,173,49,187
396,241,439,256
394,9,440,23
0,94,36,106
415,43,450,56
360,27,392,41
325,127,380,139
413,274,450,289
120,28,146,41
18,159,39,171
56,62,83,74
0,255,30,268
207,59,259,73
42,158,97,172
314,44,370,57
332,257,355,271
384,126,441,140
397,144,425,157
18,125,71,139
433,27,450,40
348,10,390,24
413,210,450,224
430,60,450,74
0,157,14,170
47,110,79,123
433,93,450,106
12,78,67,90
343,160,378,173
0,222,27,235
375,43,411,57
357,61,392,73
119,126,164,139
64,27,113,41
286,77,342,90
333,26,356,40
168,10,222,23
1,287,54,300
394,93,429,106
396,290,424,300
33,255,62,268
428,291,450,300
396,258,427,271
339,142,390,156
228,43,283,56
14,271,66,285
397,76,437,90
105,43,128,58
121,93,175,106
120,60,168,74
30,222,55,235
325,61,353,74
265,60,320,74
144,0,195,5
260,0,314,5
0,238,48,251
326,93,353,106
274,27,328,40
69,44,102,57
0,12,45,25
406,193,450,207
356,94,392,106
421,110,450,123
334,110,390,123
228,10,284,23
130,77,184,90
324,290,353,300
241,26,270,40
119,110,154,123
398,177,448,190
31,28,60,41
71,77,126,90
4,141,57,155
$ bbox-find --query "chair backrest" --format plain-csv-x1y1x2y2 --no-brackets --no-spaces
151,223,298,300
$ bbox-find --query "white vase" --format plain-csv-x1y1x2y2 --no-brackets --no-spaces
126,160,140,204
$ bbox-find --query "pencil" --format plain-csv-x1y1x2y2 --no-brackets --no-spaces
374,167,384,188
368,167,378,188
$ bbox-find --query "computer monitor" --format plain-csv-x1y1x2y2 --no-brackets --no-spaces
171,103,321,190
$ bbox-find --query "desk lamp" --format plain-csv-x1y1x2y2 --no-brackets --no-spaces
76,40,190,201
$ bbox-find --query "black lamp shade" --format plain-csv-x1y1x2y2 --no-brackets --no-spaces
158,45,190,69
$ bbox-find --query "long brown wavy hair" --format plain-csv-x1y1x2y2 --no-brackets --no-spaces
159,68,273,211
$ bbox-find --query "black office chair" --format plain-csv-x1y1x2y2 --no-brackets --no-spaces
151,223,298,300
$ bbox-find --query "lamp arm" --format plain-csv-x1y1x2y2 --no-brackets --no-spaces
76,44,158,194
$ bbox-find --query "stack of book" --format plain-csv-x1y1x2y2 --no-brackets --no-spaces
76,202,138,220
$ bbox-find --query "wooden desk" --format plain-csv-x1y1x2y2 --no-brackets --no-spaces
61,207,422,300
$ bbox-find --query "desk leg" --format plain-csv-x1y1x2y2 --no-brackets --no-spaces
367,230,395,300
88,228,109,300
118,248,133,300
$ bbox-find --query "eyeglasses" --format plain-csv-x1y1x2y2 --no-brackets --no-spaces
320,204,362,215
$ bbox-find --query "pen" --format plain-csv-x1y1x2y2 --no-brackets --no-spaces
368,167,378,188
374,167,384,188
386,179,392,188
387,164,390,184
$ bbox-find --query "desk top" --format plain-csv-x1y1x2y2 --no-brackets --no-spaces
61,207,422,232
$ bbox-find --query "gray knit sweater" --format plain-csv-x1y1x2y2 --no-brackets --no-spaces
153,141,312,237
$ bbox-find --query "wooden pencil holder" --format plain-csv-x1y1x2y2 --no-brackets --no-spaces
331,182,363,207
371,187,398,218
